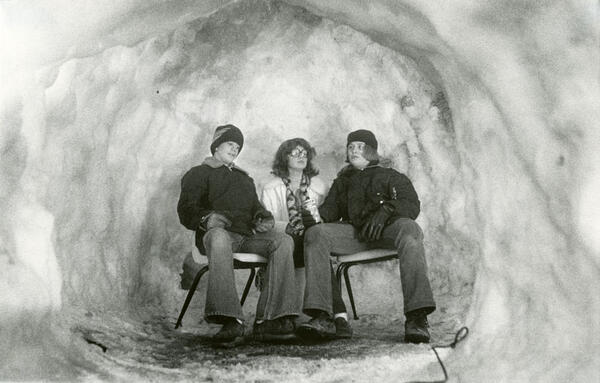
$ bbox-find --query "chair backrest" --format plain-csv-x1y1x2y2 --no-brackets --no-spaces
191,233,268,264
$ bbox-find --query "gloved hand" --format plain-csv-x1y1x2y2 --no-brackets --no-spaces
203,212,232,230
285,222,296,236
253,210,274,233
359,205,392,242
301,208,318,230
254,216,274,233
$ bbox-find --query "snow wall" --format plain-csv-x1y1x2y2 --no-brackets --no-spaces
1,0,599,382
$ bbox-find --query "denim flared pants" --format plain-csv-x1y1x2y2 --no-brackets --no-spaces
303,218,436,317
201,227,300,324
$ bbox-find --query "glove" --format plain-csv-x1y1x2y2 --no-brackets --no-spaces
203,212,231,230
252,210,274,233
301,208,318,230
254,216,274,233
285,222,296,236
359,205,392,242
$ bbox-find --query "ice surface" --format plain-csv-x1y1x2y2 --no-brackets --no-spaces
1,0,599,382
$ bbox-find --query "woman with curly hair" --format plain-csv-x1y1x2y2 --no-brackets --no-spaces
260,138,352,339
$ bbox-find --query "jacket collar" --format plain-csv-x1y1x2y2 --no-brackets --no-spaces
202,156,248,175
338,161,382,177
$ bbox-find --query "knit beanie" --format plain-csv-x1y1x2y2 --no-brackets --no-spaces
210,124,244,155
347,129,378,150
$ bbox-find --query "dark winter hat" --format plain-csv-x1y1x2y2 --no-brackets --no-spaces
210,124,244,155
347,129,378,150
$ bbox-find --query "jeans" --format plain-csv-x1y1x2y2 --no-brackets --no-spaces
257,233,348,317
202,227,300,324
303,218,436,317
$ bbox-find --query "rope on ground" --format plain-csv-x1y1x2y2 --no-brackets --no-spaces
406,326,469,383
83,336,108,353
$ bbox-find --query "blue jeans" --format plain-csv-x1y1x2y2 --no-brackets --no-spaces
201,228,300,324
303,218,436,316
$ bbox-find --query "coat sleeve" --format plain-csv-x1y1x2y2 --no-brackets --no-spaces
260,186,277,216
260,182,288,231
310,176,329,207
250,178,273,221
385,171,420,220
318,178,341,223
177,167,212,231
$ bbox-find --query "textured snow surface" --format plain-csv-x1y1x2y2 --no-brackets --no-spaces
1,0,599,382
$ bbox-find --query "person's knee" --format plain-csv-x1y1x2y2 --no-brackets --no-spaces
394,219,424,247
282,233,294,250
268,231,294,254
203,227,231,249
304,224,326,243
279,232,294,253
304,225,331,263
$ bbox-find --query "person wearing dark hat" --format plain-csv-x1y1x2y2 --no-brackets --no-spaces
296,129,436,343
177,124,300,344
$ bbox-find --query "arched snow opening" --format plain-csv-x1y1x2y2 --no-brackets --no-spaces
1,0,598,382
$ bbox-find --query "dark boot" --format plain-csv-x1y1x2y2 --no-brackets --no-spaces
212,318,246,343
296,311,336,340
404,309,430,344
253,316,296,341
334,317,353,339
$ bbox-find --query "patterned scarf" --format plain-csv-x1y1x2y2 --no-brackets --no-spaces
282,174,310,236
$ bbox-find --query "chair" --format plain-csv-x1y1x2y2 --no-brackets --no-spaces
174,238,267,329
333,249,398,320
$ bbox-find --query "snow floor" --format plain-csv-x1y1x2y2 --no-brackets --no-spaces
70,307,460,382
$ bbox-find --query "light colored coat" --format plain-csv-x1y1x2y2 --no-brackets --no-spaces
260,176,329,231
259,175,329,306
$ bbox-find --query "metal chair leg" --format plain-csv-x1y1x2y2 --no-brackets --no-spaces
175,265,208,329
240,268,256,306
343,264,359,320
336,263,344,293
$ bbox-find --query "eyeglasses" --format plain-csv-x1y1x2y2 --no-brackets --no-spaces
288,148,308,158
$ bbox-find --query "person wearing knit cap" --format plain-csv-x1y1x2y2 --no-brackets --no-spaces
347,129,378,150
210,124,244,155
296,129,436,344
177,124,300,344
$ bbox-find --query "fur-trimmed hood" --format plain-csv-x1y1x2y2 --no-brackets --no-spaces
337,157,394,177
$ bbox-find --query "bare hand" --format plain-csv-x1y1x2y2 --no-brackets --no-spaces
302,198,317,210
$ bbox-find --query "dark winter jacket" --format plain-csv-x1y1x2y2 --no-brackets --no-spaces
177,157,272,250
319,162,420,229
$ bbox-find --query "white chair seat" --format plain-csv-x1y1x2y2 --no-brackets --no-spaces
191,238,267,264
332,249,396,263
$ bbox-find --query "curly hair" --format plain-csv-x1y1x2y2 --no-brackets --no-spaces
271,138,319,179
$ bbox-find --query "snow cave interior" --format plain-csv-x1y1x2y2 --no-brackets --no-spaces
1,0,598,382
